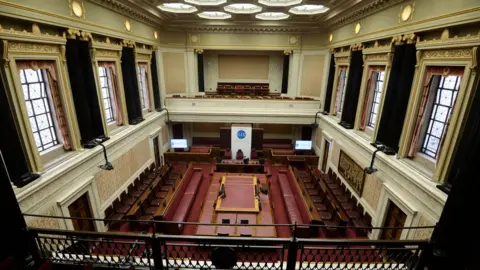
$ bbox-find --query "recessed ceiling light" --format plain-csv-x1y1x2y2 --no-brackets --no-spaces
198,11,232,20
158,3,197,13
258,0,302,7
289,5,329,15
255,12,289,20
224,3,262,14
185,0,227,6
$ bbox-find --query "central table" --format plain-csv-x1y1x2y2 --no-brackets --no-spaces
215,176,259,213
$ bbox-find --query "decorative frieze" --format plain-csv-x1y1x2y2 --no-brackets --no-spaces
422,49,473,59
8,42,60,54
338,150,366,196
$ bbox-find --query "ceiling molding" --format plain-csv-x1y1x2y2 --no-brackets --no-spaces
86,0,163,27
324,0,406,29
162,25,317,34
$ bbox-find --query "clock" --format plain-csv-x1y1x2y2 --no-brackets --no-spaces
401,5,413,21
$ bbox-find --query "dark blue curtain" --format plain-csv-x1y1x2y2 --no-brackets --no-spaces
281,54,290,94
121,47,143,124
323,54,335,113
197,53,205,92
66,39,105,148
151,51,161,111
375,44,416,151
339,50,364,129
0,73,39,187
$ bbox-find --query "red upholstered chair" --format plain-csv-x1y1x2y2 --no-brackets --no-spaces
236,149,244,160
224,148,232,159
113,198,130,214
250,148,258,159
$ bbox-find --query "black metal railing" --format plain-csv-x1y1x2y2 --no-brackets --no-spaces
27,223,431,269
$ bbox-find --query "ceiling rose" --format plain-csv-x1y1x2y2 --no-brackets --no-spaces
255,12,290,20
224,3,262,14
158,3,198,13
198,11,232,20
289,4,329,15
185,0,227,6
258,0,302,7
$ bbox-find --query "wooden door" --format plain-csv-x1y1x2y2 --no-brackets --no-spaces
68,193,95,232
321,140,330,172
381,201,407,240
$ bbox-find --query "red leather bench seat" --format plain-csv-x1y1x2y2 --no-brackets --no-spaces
278,173,304,225
171,170,203,224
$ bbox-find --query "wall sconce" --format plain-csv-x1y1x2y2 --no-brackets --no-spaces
311,111,322,129
160,107,172,125
364,145,385,174
96,139,113,171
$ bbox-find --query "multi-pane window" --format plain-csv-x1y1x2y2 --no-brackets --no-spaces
20,69,59,152
98,67,116,124
137,65,149,110
335,69,347,114
366,71,385,128
421,75,460,159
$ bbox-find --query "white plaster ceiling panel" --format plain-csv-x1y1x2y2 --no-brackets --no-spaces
258,0,303,7
224,3,262,14
198,11,232,19
289,4,329,15
255,12,290,20
158,3,198,13
185,0,227,6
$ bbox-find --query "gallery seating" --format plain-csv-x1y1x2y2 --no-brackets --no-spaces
216,82,270,96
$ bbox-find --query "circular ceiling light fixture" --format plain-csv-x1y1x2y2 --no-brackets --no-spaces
185,0,227,6
255,12,290,20
400,4,413,21
258,0,302,7
198,11,232,20
224,3,262,14
158,3,198,13
289,4,329,15
329,33,333,42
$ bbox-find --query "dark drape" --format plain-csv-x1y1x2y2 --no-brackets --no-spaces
0,73,39,187
339,50,364,129
252,128,263,150
375,44,416,151
220,127,231,149
323,54,335,113
66,39,105,147
197,53,205,92
426,80,480,268
151,51,161,111
301,126,313,140
281,54,290,94
121,47,143,125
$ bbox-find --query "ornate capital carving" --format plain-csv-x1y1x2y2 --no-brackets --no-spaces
121,40,136,48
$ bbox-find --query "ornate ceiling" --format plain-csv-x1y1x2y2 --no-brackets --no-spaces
90,0,406,33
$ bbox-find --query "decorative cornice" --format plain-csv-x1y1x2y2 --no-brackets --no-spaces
325,0,405,30
0,24,66,44
86,0,162,28
163,25,318,34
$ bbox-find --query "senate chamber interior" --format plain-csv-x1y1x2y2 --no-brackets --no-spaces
1,0,479,269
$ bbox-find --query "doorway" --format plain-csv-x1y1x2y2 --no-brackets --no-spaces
381,200,407,240
153,136,161,167
68,193,95,231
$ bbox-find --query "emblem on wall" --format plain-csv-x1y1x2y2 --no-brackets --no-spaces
338,150,365,195
236,130,246,140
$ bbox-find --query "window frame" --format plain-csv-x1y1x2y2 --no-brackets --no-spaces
398,54,476,181
3,41,81,173
353,47,393,143
98,66,116,125
91,45,129,136
329,64,349,119
135,47,155,118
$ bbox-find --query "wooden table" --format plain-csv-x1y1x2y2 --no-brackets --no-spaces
216,161,264,173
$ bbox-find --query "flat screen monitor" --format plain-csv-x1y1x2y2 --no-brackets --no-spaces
171,139,188,149
295,140,312,150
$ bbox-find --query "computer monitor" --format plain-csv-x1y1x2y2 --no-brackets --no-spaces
170,139,188,149
295,140,312,150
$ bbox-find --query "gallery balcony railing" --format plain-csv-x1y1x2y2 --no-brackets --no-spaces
24,214,434,270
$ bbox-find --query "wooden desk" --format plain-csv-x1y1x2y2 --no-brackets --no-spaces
215,163,264,173
126,174,162,218
291,168,321,223
316,174,349,223
153,165,191,219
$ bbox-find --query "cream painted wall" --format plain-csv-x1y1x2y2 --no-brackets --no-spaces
299,54,326,97
203,51,284,93
162,51,187,94
186,32,302,50
329,0,480,46
19,113,168,231
0,0,159,44
314,115,443,240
